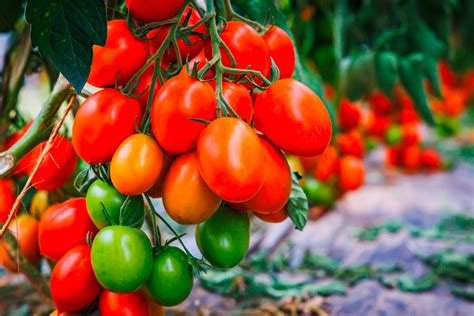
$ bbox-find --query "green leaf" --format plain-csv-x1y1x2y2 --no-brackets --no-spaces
422,57,443,98
287,173,309,231
25,0,106,92
341,51,377,101
0,0,24,32
374,51,398,97
397,273,438,292
408,20,445,59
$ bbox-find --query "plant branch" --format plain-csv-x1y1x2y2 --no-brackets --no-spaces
222,0,264,32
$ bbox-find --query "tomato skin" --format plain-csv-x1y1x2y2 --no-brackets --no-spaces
244,138,292,214
148,7,206,63
303,178,336,208
88,20,149,87
50,245,101,314
196,206,250,268
220,82,253,122
338,156,365,191
151,75,216,154
262,26,295,79
255,207,288,223
254,79,332,157
0,215,40,273
86,179,145,229
197,117,266,203
336,130,364,158
91,225,152,293
99,290,150,316
111,134,164,196
30,190,49,220
400,144,421,170
401,123,420,145
147,154,173,198
126,0,184,23
421,148,442,169
72,89,142,164
163,151,221,225
338,98,361,130
0,179,16,224
314,146,339,182
367,91,392,115
39,198,98,261
145,246,193,306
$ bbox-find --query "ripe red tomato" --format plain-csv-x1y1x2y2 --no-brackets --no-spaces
385,146,401,167
39,198,98,261
88,20,149,87
0,215,40,273
134,63,162,110
254,79,332,157
219,82,253,122
197,117,266,203
401,123,420,145
99,290,150,316
0,179,16,224
205,21,269,88
126,0,184,23
162,151,221,224
151,74,216,154
72,89,142,164
336,130,364,158
5,122,33,175
255,208,288,223
314,146,339,182
400,144,421,170
367,91,392,115
181,49,214,80
337,98,361,130
110,134,164,196
50,245,101,314
420,148,442,170
244,137,292,214
262,26,295,79
148,7,206,63
339,155,365,191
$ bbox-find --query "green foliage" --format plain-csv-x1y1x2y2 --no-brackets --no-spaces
287,172,309,231
0,0,24,32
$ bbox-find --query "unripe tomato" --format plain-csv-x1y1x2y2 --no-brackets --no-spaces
339,155,365,191
147,153,173,198
99,290,150,316
244,138,292,214
145,246,193,306
420,148,442,170
151,74,216,154
254,79,332,157
148,7,206,63
88,20,149,87
0,179,16,224
337,98,361,130
162,151,221,225
219,82,253,122
50,245,101,314
72,89,142,164
196,206,250,268
336,130,364,158
314,146,339,182
205,21,269,88
262,26,295,79
39,198,98,261
86,179,145,229
0,215,40,273
303,178,336,207
30,190,49,219
126,0,184,23
111,134,164,196
255,207,288,223
385,125,403,145
25,136,77,191
197,117,266,203
91,225,152,293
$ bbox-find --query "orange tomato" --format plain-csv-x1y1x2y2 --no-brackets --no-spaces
336,130,364,158
314,146,339,182
254,208,288,223
338,155,365,191
147,154,174,199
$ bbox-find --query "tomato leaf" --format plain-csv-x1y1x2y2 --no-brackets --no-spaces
25,0,106,92
374,51,398,98
287,172,308,231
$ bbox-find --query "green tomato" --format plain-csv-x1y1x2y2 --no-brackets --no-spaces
86,179,144,229
196,205,249,269
303,177,335,207
385,125,402,145
91,225,152,293
145,246,193,306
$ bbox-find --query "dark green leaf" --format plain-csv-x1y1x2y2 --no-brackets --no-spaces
0,0,24,32
375,51,398,97
423,57,443,98
287,173,309,231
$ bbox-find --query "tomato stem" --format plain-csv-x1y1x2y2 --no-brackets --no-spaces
222,0,265,32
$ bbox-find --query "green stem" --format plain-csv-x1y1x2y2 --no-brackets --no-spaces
222,0,264,32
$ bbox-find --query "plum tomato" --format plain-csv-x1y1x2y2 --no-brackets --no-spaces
0,179,16,224
262,26,295,79
126,0,184,23
147,153,174,199
99,290,150,316
338,155,365,191
337,98,361,130
220,82,253,122
255,208,289,223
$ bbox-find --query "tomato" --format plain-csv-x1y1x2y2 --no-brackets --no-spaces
255,208,288,223
337,98,361,130
385,125,403,145
336,130,364,158
72,89,142,164
314,146,339,182
219,82,253,122
126,0,184,23
5,122,33,175
151,74,216,154
30,190,49,219
50,245,101,314
197,117,266,203
420,148,442,170
401,123,420,145
134,63,162,110
110,134,164,196
25,136,77,191
99,290,150,316
205,21,269,88
162,151,221,225
367,91,392,115
286,155,304,184
86,179,145,229
88,20,149,87
0,215,40,273
400,144,421,170
303,178,335,208
181,49,214,80
0,179,16,224
145,246,193,306
244,137,291,214
338,155,365,191
91,225,152,293
385,146,401,167
262,26,295,79
39,198,98,261
149,7,206,63
196,206,250,268
254,79,332,157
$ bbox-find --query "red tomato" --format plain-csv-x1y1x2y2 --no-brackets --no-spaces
148,154,174,198
337,98,361,130
39,198,98,261
88,20,149,87
262,26,295,79
148,7,206,63
400,144,421,170
99,290,150,316
197,117,266,203
339,155,365,191
255,208,288,223
401,123,420,145
110,134,164,196
438,60,457,87
162,151,221,225
50,245,101,314
367,91,392,115
72,89,142,164
336,130,364,158
298,156,320,174
134,63,162,110
385,146,401,167
244,138,292,214
219,81,253,122
151,74,216,154
314,146,339,182
0,179,16,224
420,148,442,170
126,0,184,23
254,79,332,157
205,21,269,88
368,115,391,138
5,122,33,175
181,49,214,80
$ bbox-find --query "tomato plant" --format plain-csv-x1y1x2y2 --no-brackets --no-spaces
262,26,296,79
